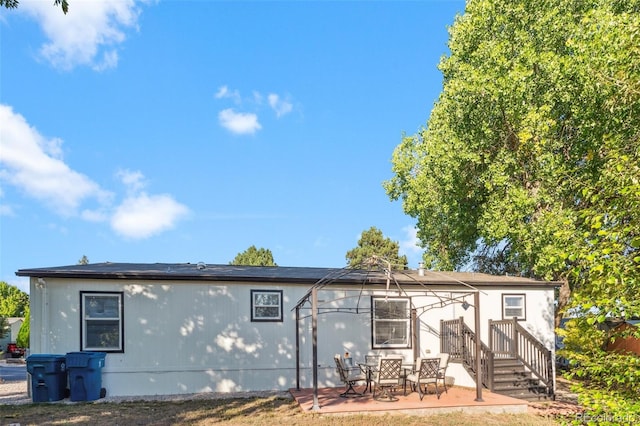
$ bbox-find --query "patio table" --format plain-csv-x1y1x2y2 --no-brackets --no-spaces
401,364,414,395
357,362,414,395
357,362,377,393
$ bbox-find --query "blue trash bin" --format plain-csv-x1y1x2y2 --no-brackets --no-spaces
66,351,106,401
26,354,67,402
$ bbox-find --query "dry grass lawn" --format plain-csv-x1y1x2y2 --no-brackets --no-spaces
0,395,574,425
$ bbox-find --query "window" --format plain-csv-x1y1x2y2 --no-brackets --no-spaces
372,297,411,349
251,290,283,322
80,292,124,352
502,294,526,320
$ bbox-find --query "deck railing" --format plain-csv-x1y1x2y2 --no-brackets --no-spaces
441,317,553,396
489,318,554,394
440,317,494,390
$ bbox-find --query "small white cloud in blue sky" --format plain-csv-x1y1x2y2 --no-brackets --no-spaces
218,108,262,135
117,169,147,194
19,0,146,71
215,85,294,134
400,225,423,258
268,94,293,118
111,192,190,240
0,104,189,239
214,85,242,104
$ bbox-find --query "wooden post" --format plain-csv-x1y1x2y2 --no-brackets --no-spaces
512,317,518,358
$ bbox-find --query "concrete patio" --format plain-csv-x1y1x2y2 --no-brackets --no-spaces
290,385,529,415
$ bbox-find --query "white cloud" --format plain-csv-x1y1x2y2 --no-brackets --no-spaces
0,187,12,216
20,0,145,71
0,204,15,216
214,85,241,104
117,169,146,193
110,192,189,239
218,108,262,135
0,103,189,239
109,169,189,239
252,91,263,104
400,225,422,255
268,93,293,118
0,104,110,215
214,86,296,133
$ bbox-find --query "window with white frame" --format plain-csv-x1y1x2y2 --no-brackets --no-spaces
372,297,411,349
80,291,124,352
502,294,526,320
251,290,283,322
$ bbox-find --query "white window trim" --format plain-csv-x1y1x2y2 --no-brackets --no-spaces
80,291,124,352
502,293,526,320
251,289,283,322
371,297,411,349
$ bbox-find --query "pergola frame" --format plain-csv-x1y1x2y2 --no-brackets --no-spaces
292,257,484,410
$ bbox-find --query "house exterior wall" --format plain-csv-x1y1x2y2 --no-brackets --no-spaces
0,318,24,351
29,277,555,397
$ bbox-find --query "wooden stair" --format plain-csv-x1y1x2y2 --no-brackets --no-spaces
491,358,551,401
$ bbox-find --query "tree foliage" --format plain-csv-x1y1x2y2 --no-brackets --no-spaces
17,306,30,348
78,255,90,265
230,246,277,267
0,317,8,340
0,282,29,317
345,226,408,270
385,0,640,418
1,0,69,14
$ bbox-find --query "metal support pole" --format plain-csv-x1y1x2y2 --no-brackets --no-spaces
311,287,320,411
474,291,483,402
411,308,418,362
295,306,300,391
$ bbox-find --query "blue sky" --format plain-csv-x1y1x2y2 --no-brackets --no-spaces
1,0,465,293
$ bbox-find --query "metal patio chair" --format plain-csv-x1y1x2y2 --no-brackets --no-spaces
437,353,450,393
334,354,366,397
371,355,403,402
406,357,441,400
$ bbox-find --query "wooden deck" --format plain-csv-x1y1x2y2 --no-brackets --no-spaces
290,385,529,415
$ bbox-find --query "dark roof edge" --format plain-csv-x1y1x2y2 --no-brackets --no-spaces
15,269,559,287
15,270,320,284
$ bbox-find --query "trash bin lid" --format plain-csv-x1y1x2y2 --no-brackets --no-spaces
26,354,66,362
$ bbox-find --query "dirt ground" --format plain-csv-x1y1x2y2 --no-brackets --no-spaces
527,377,582,419
1,362,583,426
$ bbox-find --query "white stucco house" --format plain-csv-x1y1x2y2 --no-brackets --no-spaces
1,317,24,355
16,262,558,399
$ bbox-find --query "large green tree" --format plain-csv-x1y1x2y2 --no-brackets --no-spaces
345,226,408,270
0,281,29,318
385,0,640,418
230,246,277,266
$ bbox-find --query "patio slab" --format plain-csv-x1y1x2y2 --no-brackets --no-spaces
290,385,529,415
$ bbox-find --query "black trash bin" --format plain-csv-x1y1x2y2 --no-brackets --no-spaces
26,354,67,402
66,351,106,401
